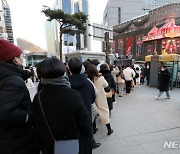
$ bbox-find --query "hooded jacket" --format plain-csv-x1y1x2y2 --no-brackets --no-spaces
0,61,39,154
69,74,95,114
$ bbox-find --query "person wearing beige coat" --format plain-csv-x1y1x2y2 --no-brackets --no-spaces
94,76,110,124
87,64,114,135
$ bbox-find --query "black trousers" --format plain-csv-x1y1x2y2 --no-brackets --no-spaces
125,80,132,94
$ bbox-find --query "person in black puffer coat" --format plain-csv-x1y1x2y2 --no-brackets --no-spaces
156,65,171,99
100,63,116,114
0,40,39,154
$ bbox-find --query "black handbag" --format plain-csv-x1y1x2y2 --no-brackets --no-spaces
38,93,79,154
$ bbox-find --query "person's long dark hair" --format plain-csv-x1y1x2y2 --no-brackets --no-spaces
118,66,123,74
86,64,100,82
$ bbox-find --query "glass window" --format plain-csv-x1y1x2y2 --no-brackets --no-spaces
74,3,79,13
82,0,88,15
62,0,71,14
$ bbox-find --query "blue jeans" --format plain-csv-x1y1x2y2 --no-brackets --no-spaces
157,91,170,98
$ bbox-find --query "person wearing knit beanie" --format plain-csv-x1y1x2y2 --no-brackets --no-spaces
0,40,40,153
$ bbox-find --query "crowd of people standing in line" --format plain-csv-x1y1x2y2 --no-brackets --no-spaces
0,40,171,154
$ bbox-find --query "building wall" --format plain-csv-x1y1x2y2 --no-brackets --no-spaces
88,23,113,52
103,0,144,27
0,10,8,40
45,21,55,53
2,0,14,43
0,1,7,40
113,3,180,61
144,0,180,9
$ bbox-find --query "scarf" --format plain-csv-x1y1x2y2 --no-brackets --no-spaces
41,74,71,88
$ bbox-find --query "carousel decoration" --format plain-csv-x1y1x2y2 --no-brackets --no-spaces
143,18,180,41
143,18,180,54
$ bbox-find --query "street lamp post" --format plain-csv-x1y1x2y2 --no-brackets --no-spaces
142,8,151,14
105,32,110,64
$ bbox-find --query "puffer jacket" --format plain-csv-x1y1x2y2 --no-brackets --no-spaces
158,69,171,91
0,61,39,154
123,67,136,81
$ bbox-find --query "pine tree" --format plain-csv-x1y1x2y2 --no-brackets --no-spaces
42,6,88,60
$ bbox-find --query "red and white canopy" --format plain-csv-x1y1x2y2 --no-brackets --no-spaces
143,18,180,41
159,18,180,35
148,26,159,37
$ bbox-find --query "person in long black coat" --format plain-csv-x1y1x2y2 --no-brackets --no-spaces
156,65,171,99
33,58,92,154
0,40,39,154
100,63,116,112
68,58,101,150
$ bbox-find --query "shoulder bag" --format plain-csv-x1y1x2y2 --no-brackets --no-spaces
116,76,125,83
38,93,79,154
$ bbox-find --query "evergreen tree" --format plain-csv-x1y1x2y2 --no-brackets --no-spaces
42,6,88,60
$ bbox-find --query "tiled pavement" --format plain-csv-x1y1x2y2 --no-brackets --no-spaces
93,85,180,154
28,83,180,154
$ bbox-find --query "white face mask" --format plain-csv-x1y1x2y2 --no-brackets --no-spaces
80,65,85,74
161,68,165,71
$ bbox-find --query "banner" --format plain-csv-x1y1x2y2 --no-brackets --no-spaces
126,37,133,56
117,39,123,56
136,35,143,56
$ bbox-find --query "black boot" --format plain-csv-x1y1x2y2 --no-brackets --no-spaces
106,123,114,135
93,117,98,134
91,138,101,149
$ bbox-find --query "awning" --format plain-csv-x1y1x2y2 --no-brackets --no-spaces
148,26,159,37
145,54,180,62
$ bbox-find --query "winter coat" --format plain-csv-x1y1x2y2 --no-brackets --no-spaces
123,67,136,81
69,74,95,115
94,76,110,124
158,69,171,91
33,84,92,154
0,61,39,154
111,67,119,82
135,70,141,84
100,70,116,110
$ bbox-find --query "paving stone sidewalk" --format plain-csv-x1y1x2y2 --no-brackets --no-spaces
93,85,180,154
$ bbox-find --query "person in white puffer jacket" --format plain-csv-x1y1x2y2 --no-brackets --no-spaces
123,64,136,95
135,67,141,86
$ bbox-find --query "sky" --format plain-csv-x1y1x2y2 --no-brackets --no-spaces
7,0,108,50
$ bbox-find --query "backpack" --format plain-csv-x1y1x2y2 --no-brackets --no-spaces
135,72,139,78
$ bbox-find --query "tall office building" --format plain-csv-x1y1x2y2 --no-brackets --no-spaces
144,0,180,9
0,1,7,40
1,0,14,43
45,21,56,53
103,0,144,27
53,0,89,54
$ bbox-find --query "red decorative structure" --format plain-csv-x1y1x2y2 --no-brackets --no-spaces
143,18,180,42
142,18,180,54
148,26,159,37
